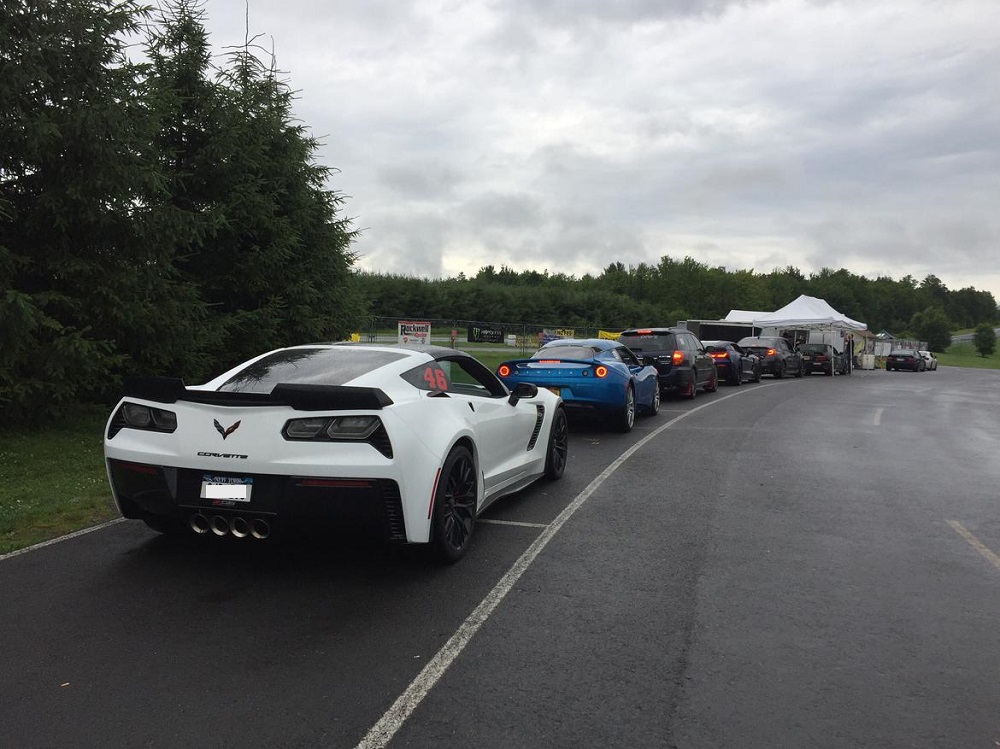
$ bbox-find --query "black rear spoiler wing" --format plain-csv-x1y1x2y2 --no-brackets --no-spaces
122,377,393,411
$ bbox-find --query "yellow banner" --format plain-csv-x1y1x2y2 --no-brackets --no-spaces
599,329,622,340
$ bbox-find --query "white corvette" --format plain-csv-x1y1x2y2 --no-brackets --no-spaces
104,344,568,561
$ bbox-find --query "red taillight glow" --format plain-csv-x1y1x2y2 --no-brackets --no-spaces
537,360,560,364
635,329,652,334
498,364,511,377
766,348,776,356
671,350,684,365
709,352,728,359
595,365,608,377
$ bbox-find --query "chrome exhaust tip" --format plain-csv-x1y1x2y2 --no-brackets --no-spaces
230,516,250,539
190,513,210,535
250,518,270,540
210,515,230,536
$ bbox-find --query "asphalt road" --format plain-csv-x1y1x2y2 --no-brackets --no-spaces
3,366,1000,748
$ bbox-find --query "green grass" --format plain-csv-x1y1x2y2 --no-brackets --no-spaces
935,342,1000,369
0,404,118,555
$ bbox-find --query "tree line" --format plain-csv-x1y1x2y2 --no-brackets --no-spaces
1,0,362,422
357,260,997,353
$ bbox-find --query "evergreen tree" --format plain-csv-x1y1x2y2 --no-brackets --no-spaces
0,0,184,419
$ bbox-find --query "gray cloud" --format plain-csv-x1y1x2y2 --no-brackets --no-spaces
201,0,1000,299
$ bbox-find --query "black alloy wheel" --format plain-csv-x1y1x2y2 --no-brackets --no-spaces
432,446,478,563
544,408,569,480
618,385,636,431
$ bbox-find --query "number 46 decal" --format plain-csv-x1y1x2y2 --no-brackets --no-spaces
423,367,449,391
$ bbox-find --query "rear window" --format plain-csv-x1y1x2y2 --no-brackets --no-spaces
799,344,828,353
619,333,677,351
532,345,598,360
218,347,408,393
738,337,776,347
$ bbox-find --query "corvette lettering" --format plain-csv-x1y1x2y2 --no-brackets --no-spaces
197,452,248,459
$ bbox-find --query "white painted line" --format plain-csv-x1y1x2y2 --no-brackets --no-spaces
0,517,126,562
947,520,1000,571
477,518,549,529
873,407,883,426
355,384,766,749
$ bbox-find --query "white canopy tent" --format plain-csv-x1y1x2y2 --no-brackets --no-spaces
751,294,867,332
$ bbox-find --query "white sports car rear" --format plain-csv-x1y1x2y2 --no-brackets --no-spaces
104,344,568,561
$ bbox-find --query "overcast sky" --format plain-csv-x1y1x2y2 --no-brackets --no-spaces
199,0,1000,301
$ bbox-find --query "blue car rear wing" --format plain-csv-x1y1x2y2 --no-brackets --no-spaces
122,377,394,411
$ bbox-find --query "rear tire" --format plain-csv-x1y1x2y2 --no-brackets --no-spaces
705,370,718,392
647,386,660,416
544,408,568,480
684,373,697,400
774,364,784,379
431,446,477,563
618,385,636,431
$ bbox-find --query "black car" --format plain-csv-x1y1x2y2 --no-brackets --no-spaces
618,327,718,399
703,340,762,385
886,349,925,372
736,336,804,379
798,343,847,376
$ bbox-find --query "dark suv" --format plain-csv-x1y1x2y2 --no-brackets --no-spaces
736,336,804,379
798,343,846,376
618,327,717,399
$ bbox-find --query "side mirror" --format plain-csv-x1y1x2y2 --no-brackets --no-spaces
508,382,538,406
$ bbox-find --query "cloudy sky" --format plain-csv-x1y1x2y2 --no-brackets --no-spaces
198,0,1000,300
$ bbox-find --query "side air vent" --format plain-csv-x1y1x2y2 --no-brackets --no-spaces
380,481,406,542
526,404,545,450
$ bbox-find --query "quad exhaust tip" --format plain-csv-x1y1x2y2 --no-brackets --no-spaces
188,513,270,540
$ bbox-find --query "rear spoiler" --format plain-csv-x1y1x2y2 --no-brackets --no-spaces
506,358,596,366
122,377,393,411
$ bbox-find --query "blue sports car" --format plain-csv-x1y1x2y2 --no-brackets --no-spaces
497,339,659,432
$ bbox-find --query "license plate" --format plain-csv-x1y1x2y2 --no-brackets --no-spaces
546,387,561,396
200,476,253,502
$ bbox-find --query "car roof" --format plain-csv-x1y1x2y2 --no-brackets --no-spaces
702,340,734,346
201,343,484,391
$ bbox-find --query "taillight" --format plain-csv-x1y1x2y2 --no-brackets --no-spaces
709,352,727,359
671,350,684,365
766,348,776,356
498,364,511,377
595,365,608,378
